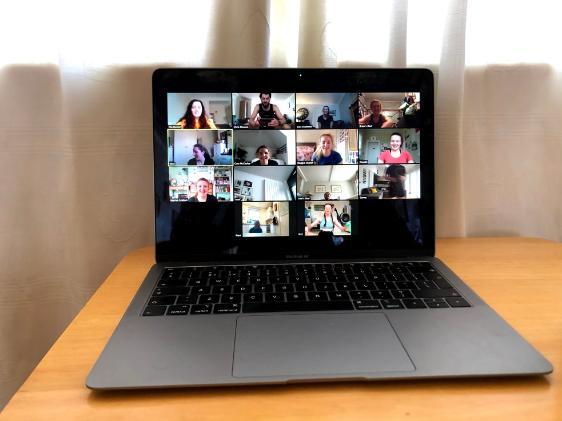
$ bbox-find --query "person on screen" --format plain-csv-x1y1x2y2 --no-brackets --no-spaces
188,178,218,202
378,133,414,164
317,106,334,129
385,164,407,199
251,145,279,166
312,133,343,165
308,203,349,237
249,220,263,233
358,99,394,128
248,93,286,128
187,144,215,165
178,99,217,129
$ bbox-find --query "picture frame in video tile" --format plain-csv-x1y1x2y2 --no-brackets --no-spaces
358,129,420,164
356,92,421,128
167,93,233,129
297,166,358,201
241,201,290,237
168,129,233,166
358,164,420,199
303,201,352,236
169,166,232,202
295,92,357,129
233,130,296,165
232,92,295,129
296,129,358,164
233,166,296,202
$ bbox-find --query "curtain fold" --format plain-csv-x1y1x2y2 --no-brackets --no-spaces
1,0,561,409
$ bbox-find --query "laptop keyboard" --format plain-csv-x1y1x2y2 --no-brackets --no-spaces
142,262,470,316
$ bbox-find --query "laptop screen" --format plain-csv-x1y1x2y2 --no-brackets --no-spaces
153,69,434,262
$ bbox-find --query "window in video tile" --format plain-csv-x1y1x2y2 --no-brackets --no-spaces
168,129,233,166
358,129,420,164
356,92,421,128
241,201,290,237
297,165,358,201
233,130,296,165
358,164,420,199
167,93,233,129
169,166,232,202
304,201,352,236
233,166,296,201
296,129,358,164
295,93,357,129
232,92,295,129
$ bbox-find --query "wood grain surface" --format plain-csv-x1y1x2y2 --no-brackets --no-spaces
1,237,561,421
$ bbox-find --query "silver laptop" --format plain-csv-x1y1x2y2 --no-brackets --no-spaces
87,68,551,389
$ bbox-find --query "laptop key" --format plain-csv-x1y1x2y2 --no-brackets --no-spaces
233,285,252,293
255,284,274,293
213,304,241,314
176,295,197,304
243,301,353,313
402,299,427,309
167,305,190,315
415,280,437,290
328,291,349,301
191,304,212,314
148,296,176,306
143,305,167,316
446,297,471,307
349,290,371,300
153,287,190,296
424,298,449,308
192,286,211,295
286,292,306,301
354,300,382,310
370,290,393,300
265,293,285,302
295,283,313,292
381,299,404,309
199,294,220,304
221,294,242,304
309,292,328,301
413,288,461,299
274,283,294,293
391,290,414,299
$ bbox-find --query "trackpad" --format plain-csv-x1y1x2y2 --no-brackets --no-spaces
233,313,414,378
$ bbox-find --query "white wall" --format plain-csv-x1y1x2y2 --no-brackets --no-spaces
234,171,265,201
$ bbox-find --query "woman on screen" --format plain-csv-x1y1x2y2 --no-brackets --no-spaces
312,133,343,165
358,99,394,128
378,133,414,164
308,203,349,236
251,145,279,166
187,144,215,165
188,178,218,203
178,99,217,129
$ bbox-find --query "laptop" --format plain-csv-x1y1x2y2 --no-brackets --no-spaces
87,68,551,389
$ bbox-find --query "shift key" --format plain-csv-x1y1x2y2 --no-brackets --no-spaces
413,288,461,298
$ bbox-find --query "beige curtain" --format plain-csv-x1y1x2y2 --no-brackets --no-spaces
1,0,561,409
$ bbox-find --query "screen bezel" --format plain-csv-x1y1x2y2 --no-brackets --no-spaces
153,68,435,262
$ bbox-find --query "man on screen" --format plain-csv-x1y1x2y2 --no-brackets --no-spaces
248,93,286,128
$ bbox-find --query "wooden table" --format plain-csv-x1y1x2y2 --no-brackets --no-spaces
2,237,561,420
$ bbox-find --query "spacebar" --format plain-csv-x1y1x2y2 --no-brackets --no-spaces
243,301,354,313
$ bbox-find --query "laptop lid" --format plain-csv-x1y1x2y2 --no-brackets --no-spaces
152,69,434,263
